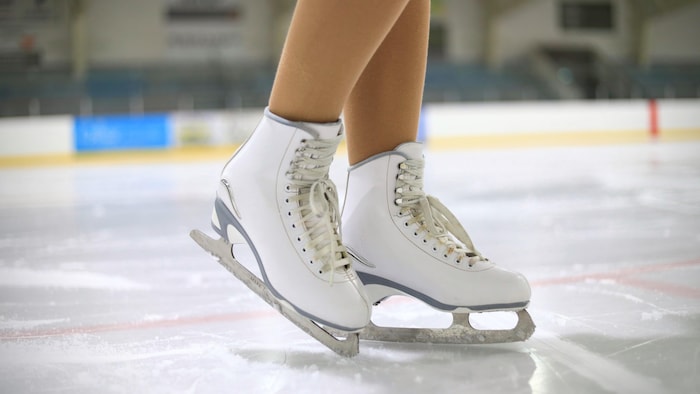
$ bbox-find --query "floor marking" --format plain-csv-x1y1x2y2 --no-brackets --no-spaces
531,258,700,295
0,310,276,340
1,258,698,340
2,131,699,168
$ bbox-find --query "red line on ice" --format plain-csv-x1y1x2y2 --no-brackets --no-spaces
2,258,698,340
0,310,276,340
530,258,700,298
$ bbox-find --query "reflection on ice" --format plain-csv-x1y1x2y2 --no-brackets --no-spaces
1,142,699,393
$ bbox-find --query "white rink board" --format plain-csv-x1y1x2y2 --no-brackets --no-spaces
0,116,73,157
658,99,700,129
425,100,654,136
0,100,699,158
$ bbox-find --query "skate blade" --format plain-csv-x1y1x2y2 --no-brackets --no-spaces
359,309,535,344
189,229,359,357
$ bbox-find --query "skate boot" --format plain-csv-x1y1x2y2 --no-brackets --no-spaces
341,142,534,344
190,108,370,356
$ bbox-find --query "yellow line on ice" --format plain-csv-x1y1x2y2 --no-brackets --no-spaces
0,146,240,168
1,128,699,168
427,128,700,150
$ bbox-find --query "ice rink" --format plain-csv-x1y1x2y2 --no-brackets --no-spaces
1,141,699,393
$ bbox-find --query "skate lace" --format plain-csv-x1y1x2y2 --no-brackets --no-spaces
285,137,349,284
394,159,487,267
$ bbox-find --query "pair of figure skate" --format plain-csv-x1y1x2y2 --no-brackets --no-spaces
191,109,534,356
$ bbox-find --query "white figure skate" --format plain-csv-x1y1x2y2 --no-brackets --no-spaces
191,108,371,357
341,142,535,344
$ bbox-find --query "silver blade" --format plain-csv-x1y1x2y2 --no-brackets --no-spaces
360,310,535,344
190,229,359,357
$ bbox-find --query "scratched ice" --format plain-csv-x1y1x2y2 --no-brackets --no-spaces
1,142,699,393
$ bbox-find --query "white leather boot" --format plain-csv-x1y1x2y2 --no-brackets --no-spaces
342,142,531,313
211,108,371,332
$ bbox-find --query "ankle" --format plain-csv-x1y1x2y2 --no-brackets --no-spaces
268,104,340,124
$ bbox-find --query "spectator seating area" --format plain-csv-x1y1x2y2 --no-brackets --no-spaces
1,61,698,117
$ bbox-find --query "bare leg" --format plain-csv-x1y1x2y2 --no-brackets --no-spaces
269,0,411,123
344,0,430,164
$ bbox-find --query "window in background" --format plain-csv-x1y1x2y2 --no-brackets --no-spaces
560,1,615,30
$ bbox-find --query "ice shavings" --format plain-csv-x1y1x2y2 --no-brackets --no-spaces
641,311,664,321
0,268,150,290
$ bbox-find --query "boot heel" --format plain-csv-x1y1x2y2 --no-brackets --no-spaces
224,222,246,244
211,204,246,245
365,284,400,306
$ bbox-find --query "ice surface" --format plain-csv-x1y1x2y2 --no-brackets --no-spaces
1,142,699,393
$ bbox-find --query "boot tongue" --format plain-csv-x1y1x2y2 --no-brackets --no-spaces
395,142,424,160
305,122,343,140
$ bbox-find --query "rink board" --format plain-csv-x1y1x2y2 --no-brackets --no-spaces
0,99,699,166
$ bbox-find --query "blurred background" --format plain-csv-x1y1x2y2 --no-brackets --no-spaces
0,0,699,156
1,0,699,115
1,4,700,392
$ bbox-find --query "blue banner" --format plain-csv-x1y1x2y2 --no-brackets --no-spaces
74,114,170,151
